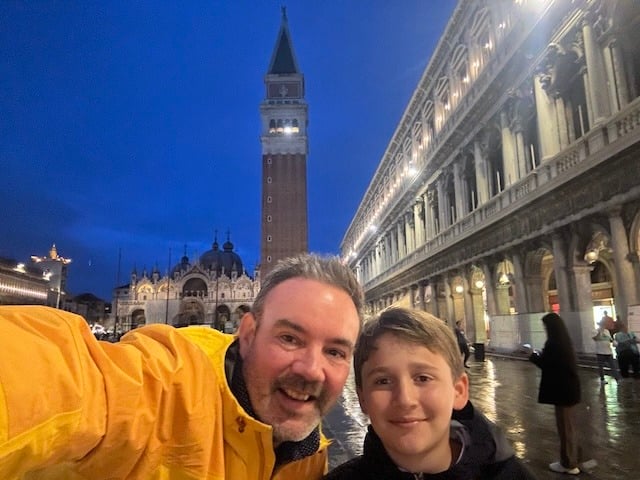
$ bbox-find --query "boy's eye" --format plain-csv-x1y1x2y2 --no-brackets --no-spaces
416,374,431,383
373,377,390,385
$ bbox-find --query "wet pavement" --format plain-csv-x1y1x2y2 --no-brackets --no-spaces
322,356,640,479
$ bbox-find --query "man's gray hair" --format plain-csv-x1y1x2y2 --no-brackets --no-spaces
252,254,364,326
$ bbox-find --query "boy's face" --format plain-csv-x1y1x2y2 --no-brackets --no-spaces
357,332,469,473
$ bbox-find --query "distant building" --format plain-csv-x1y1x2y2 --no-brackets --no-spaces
0,244,71,307
113,234,258,333
260,7,309,276
342,0,640,356
0,257,49,305
64,293,109,325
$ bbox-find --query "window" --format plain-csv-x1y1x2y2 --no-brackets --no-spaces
267,176,272,183
267,215,272,222
267,235,272,242
267,196,272,203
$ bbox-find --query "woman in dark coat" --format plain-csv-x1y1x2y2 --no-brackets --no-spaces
529,313,581,475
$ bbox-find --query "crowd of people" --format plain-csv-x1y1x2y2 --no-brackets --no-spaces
0,253,631,478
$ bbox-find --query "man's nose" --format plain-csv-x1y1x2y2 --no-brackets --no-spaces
291,347,326,383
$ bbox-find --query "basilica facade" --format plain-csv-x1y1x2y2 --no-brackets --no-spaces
341,0,640,355
113,235,258,332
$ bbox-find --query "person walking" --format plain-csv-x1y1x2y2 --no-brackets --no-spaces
529,312,582,475
455,320,471,367
613,322,640,378
593,319,621,383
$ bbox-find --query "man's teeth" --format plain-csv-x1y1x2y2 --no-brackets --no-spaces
283,388,311,401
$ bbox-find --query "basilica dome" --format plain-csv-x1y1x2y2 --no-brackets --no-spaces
199,235,244,277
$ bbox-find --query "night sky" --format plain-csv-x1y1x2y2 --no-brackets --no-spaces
1,1,457,300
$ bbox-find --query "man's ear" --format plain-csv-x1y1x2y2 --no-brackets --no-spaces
356,386,368,416
453,373,470,411
237,312,257,357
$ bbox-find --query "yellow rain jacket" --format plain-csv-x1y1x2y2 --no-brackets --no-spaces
0,306,330,479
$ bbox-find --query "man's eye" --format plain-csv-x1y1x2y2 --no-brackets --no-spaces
416,375,431,383
279,334,299,345
326,348,347,360
373,377,390,385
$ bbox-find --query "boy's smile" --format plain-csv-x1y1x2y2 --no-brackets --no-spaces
357,332,468,474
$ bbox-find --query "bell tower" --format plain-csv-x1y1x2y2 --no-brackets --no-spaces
259,7,308,276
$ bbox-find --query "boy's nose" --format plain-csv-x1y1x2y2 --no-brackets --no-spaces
394,378,418,406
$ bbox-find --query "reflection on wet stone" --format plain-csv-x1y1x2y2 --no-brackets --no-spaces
323,357,640,479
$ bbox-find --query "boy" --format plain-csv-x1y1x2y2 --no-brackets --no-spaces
324,308,536,479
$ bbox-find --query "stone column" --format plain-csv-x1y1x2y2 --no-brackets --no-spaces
389,225,398,265
474,139,490,206
582,17,611,124
414,198,425,247
608,39,630,109
609,208,638,315
551,233,573,315
406,211,415,253
436,179,447,230
396,222,405,259
453,161,465,219
425,191,435,240
500,110,518,188
511,252,528,313
481,262,498,317
417,282,426,311
533,75,560,160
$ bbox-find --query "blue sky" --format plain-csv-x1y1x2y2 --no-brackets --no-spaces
0,1,457,300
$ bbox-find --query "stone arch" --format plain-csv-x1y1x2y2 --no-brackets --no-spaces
175,299,205,327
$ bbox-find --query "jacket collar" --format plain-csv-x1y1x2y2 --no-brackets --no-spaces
226,340,321,465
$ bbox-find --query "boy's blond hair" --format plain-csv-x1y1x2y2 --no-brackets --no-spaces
354,307,464,389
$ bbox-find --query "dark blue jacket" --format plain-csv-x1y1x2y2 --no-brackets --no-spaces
324,401,536,480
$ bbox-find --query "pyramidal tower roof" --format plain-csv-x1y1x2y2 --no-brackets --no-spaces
267,6,300,75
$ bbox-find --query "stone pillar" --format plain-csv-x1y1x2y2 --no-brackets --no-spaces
495,285,511,315
389,226,398,265
511,252,528,314
453,161,465,219
474,139,490,206
609,208,638,315
551,233,574,315
500,110,518,188
608,39,630,109
582,17,611,124
525,274,546,313
534,75,560,160
414,198,425,247
481,262,498,317
406,211,415,253
514,123,527,179
417,282,426,311
469,286,485,344
396,222,405,259
436,179,447,230
425,191,435,240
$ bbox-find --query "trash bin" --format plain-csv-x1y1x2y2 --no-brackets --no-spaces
473,342,485,361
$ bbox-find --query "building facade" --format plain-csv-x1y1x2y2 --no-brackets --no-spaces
0,244,71,307
260,7,309,276
341,0,640,355
113,235,258,333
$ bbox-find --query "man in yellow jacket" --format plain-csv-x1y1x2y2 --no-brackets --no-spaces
0,254,364,480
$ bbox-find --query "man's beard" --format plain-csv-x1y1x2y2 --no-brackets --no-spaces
242,357,334,445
